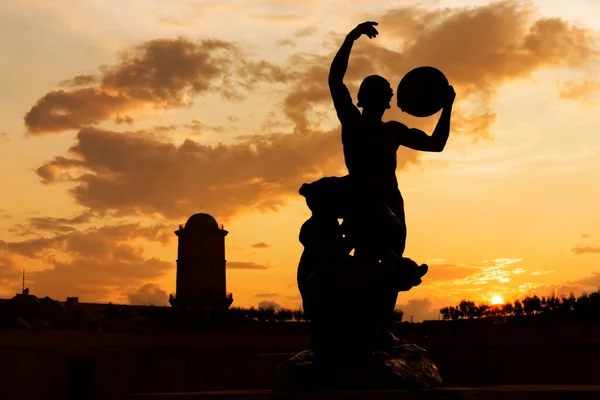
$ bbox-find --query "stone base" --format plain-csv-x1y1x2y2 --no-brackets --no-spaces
271,343,442,392
130,386,600,399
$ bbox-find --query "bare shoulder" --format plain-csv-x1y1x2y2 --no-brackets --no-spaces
384,120,409,138
384,120,408,130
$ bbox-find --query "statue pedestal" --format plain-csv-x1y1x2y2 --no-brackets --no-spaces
272,343,442,392
130,386,600,399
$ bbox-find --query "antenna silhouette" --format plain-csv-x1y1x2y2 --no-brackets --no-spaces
22,269,24,294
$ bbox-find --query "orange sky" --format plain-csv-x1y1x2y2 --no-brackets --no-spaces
2,0,600,321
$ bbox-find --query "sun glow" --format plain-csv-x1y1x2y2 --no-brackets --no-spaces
491,295,504,305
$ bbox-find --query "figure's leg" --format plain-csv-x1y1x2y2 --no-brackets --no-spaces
385,191,407,260
375,191,408,347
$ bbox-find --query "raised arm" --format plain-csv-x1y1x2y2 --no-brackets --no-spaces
396,86,456,152
329,22,379,124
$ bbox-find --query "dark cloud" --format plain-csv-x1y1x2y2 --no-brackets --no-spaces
571,246,600,255
115,115,135,125
24,88,131,134
227,261,270,270
127,283,169,306
25,38,290,134
1,222,172,258
255,292,278,298
0,223,173,301
34,126,361,220
274,1,599,139
356,1,597,139
27,210,95,234
251,242,271,249
26,2,600,224
58,74,97,88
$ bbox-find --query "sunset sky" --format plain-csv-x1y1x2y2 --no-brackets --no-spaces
2,0,600,321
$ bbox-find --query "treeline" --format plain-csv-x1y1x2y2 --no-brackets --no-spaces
227,307,405,323
440,291,600,321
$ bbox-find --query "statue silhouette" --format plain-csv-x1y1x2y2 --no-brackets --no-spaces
276,21,454,391
297,21,455,351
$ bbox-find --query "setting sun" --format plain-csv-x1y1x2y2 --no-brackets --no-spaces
491,296,504,305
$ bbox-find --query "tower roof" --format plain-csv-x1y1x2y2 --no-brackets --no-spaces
185,213,219,230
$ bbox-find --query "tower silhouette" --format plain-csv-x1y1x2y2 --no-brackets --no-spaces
169,213,233,313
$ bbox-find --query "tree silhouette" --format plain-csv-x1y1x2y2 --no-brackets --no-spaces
513,300,524,317
458,300,476,319
391,309,404,323
501,302,514,316
275,309,293,322
522,294,542,315
475,304,489,319
439,307,450,321
437,290,600,324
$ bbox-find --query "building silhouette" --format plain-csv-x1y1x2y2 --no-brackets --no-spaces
169,213,233,313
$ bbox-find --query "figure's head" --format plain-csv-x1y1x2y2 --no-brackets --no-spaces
357,75,393,111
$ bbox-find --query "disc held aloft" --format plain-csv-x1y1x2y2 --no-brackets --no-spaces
397,66,449,118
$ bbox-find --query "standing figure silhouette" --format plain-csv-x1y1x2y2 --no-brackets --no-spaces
327,21,455,261
297,21,456,352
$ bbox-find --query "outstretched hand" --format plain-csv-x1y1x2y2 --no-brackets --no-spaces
347,21,379,41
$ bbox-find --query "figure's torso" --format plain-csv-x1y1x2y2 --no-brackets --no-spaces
341,118,401,193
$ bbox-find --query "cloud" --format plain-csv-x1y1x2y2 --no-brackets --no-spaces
276,38,296,47
571,246,600,255
271,1,598,141
422,262,480,283
157,16,187,28
24,38,289,134
58,74,97,88
294,26,317,38
227,261,270,270
24,88,132,134
26,1,600,223
127,283,169,306
255,292,278,298
0,253,22,297
251,242,271,249
515,272,600,300
395,298,439,321
0,132,9,142
530,270,554,276
346,1,597,139
26,210,95,234
0,222,173,301
557,80,600,105
377,2,596,82
424,258,523,286
581,233,591,239
34,126,363,220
